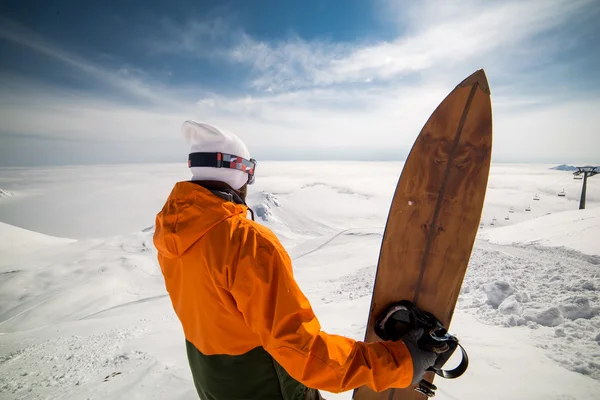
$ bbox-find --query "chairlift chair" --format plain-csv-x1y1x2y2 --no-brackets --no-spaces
525,205,531,211
533,193,540,200
509,207,515,213
558,188,566,197
505,215,510,220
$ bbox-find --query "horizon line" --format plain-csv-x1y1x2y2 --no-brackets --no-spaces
1,160,598,169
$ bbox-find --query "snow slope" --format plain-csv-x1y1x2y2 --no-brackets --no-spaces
1,162,599,399
1,222,599,400
0,222,74,253
481,207,600,256
0,227,162,334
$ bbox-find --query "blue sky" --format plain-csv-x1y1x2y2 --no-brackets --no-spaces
0,0,599,166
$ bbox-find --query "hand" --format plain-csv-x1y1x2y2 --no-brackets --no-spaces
374,305,438,385
400,328,438,385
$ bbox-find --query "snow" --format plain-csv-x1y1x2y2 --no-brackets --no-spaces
460,240,600,379
482,281,515,308
497,294,521,315
481,207,600,256
0,188,14,199
527,307,564,327
559,296,595,320
0,162,599,399
0,222,74,254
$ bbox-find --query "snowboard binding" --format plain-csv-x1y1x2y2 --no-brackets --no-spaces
374,300,469,397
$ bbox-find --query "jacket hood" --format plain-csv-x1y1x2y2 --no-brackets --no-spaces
153,181,247,259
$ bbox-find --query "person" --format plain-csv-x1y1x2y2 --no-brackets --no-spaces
153,121,438,400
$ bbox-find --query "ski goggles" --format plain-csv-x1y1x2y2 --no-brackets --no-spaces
188,152,257,185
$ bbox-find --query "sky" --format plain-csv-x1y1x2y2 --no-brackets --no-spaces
0,0,599,166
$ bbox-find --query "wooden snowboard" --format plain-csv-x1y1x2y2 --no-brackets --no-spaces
353,69,492,400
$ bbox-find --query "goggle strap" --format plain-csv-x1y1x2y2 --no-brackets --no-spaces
189,152,254,172
188,152,256,184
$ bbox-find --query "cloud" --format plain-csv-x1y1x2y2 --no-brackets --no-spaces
0,17,186,109
148,16,234,58
225,0,596,91
493,98,600,163
191,83,447,145
0,82,188,142
0,1,598,166
229,34,351,91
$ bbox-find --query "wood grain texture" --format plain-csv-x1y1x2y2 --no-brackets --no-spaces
353,69,492,400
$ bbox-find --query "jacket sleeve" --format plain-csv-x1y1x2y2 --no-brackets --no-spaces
220,224,414,393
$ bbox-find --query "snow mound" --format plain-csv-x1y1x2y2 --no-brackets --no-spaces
558,296,596,320
460,243,600,380
498,295,522,315
483,281,515,308
524,307,564,327
0,188,14,198
251,191,281,222
246,191,336,242
481,207,600,256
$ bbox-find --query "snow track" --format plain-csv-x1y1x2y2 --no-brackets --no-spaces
0,305,195,400
80,294,169,320
291,228,382,261
0,326,146,399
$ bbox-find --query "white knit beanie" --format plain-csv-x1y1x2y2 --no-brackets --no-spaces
183,120,252,190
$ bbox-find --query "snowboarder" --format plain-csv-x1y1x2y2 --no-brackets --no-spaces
153,121,438,400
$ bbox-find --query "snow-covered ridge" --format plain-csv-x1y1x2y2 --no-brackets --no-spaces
0,223,162,333
551,164,598,171
551,164,579,171
481,207,600,257
0,222,75,254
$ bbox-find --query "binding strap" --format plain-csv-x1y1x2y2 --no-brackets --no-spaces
430,342,469,379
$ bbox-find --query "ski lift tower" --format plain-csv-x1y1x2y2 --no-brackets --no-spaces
574,166,599,209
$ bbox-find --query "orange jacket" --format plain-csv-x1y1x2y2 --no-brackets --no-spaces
153,182,414,393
